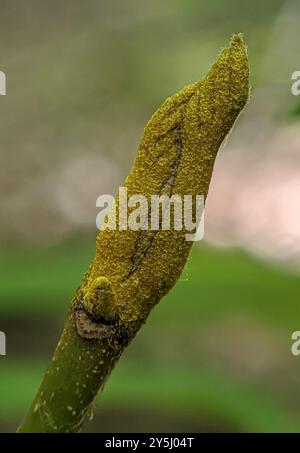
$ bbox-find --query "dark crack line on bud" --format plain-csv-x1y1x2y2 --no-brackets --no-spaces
122,126,183,281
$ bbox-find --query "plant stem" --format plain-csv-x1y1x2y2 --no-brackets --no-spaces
18,34,249,433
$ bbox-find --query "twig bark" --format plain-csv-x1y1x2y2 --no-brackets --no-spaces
18,34,249,433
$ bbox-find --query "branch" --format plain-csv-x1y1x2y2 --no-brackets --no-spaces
18,34,249,433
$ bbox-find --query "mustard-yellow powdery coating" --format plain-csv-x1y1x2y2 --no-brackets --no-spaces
83,276,117,322
81,34,249,329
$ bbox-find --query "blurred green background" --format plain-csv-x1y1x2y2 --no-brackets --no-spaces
1,0,300,432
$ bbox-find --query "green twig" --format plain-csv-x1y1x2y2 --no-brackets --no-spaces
18,34,249,433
